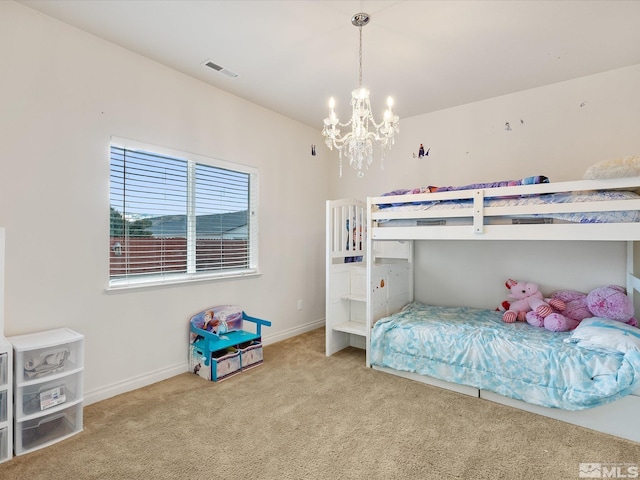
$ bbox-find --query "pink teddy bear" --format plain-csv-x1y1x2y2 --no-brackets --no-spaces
502,279,565,324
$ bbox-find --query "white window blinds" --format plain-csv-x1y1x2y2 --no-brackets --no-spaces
109,138,258,288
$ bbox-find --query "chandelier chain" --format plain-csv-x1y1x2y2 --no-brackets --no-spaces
358,26,363,89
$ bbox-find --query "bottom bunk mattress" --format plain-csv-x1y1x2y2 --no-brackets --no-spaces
370,302,640,410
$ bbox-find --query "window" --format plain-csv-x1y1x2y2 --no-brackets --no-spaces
109,137,258,289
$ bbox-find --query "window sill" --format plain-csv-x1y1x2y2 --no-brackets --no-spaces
105,271,262,294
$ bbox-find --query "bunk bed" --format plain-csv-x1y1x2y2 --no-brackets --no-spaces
326,174,640,443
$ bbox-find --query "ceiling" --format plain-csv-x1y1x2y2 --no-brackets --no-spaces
17,0,640,129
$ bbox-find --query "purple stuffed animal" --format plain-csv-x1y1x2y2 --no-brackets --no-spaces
526,285,638,332
587,285,637,327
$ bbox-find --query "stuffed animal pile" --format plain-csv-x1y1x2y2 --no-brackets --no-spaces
499,278,637,332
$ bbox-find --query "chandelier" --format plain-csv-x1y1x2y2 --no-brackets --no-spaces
322,12,399,178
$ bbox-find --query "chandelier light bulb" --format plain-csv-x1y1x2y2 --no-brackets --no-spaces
321,12,399,178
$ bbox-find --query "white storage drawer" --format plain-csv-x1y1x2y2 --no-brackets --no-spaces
12,329,84,384
15,403,83,455
0,427,7,462
16,371,83,418
0,390,6,423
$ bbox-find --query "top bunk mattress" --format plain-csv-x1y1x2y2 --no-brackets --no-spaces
368,176,640,240
376,190,640,225
375,175,640,224
370,302,640,410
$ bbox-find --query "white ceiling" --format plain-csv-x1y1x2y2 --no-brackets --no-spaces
18,0,640,129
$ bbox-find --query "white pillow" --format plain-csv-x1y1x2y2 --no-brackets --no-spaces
583,155,640,179
566,317,640,353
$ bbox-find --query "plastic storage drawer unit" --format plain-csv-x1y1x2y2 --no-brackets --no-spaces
10,328,84,455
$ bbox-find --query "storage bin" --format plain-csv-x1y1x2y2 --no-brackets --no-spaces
211,348,241,381
239,340,264,370
189,344,241,382
15,402,83,455
16,371,83,418
12,329,84,383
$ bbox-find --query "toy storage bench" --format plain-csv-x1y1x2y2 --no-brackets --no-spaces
189,306,271,382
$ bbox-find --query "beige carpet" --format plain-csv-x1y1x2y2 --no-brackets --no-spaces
1,327,639,479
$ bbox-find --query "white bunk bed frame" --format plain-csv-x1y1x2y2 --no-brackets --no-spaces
327,176,640,443
368,176,640,443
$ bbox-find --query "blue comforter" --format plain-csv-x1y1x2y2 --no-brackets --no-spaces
370,302,640,410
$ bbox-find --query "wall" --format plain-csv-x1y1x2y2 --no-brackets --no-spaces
331,64,640,308
0,2,329,403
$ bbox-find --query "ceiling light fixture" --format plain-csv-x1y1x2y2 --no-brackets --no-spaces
322,12,399,178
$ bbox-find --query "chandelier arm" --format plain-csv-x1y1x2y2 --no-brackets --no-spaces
330,133,353,147
336,119,354,128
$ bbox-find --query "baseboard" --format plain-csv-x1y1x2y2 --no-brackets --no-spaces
84,318,325,406
84,362,187,406
261,318,325,345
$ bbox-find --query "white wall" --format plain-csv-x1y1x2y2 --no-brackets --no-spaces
332,64,640,308
0,2,329,403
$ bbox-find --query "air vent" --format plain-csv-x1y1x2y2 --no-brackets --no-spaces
202,59,239,78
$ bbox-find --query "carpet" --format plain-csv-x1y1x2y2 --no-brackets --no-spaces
1,327,638,479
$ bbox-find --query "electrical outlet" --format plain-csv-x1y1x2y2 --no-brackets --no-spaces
297,300,303,310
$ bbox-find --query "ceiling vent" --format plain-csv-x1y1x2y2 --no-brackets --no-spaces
202,59,238,78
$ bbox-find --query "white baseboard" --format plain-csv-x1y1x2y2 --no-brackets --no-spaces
84,362,187,406
84,318,325,406
261,318,324,345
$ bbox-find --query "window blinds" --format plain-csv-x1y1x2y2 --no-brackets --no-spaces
109,142,257,286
